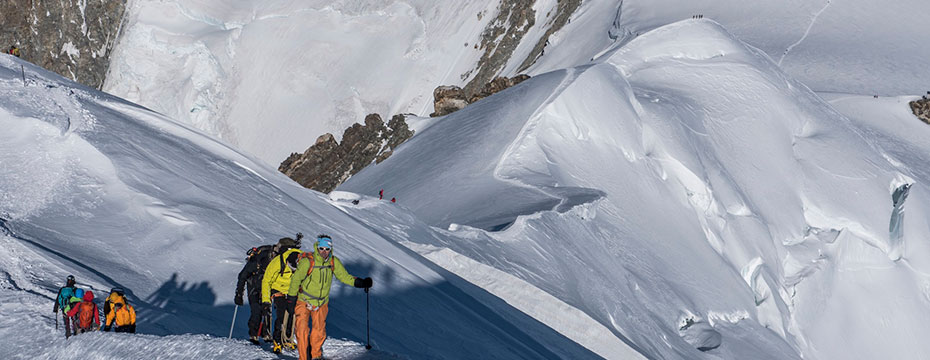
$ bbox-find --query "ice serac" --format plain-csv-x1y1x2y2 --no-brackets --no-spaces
104,0,582,165
342,19,930,359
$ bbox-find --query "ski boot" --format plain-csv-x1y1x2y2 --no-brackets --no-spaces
272,341,283,354
248,336,260,345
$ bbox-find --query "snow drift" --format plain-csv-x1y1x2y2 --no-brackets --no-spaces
342,19,930,359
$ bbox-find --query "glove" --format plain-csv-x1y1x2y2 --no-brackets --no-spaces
262,302,271,315
354,277,373,289
103,325,111,332
234,294,244,306
285,295,297,314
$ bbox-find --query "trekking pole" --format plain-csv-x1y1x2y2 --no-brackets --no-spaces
365,287,371,350
56,311,59,330
228,305,238,339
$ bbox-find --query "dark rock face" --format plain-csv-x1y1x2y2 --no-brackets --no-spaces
911,97,930,124
431,75,530,117
515,0,581,73
468,74,530,103
279,114,414,193
0,0,125,89
461,0,580,100
430,85,469,117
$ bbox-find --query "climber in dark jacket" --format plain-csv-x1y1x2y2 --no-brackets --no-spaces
236,235,302,344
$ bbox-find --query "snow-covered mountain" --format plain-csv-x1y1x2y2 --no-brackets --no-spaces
340,19,930,359
0,55,611,359
4,1,930,359
103,0,930,166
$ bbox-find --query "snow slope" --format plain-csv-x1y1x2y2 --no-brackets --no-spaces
526,0,930,96
104,0,502,164
104,0,930,168
341,19,930,359
0,55,609,359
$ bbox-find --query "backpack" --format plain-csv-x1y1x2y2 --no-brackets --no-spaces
253,245,277,273
77,302,97,329
298,252,334,276
57,286,76,310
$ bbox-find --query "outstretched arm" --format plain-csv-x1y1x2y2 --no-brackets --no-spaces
332,257,359,286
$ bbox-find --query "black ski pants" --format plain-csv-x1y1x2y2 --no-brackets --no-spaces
247,291,267,338
114,325,136,333
272,294,293,343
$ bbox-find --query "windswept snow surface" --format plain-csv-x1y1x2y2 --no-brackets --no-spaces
104,0,930,168
341,20,930,359
528,0,930,96
0,55,605,359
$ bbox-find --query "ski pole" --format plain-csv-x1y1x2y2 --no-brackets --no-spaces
228,305,238,339
56,311,59,330
365,287,371,350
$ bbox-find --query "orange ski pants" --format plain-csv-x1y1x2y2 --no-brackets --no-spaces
295,300,328,360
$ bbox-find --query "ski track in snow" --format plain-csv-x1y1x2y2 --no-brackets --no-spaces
778,0,832,66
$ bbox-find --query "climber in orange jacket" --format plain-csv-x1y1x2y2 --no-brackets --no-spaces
104,292,136,333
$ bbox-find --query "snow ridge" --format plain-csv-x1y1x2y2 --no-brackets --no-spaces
778,0,832,66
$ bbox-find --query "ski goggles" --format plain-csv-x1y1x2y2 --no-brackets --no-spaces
318,246,331,252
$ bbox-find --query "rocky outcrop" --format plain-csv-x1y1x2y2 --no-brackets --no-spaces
461,0,580,100
431,75,530,117
0,0,125,89
468,74,531,103
911,97,930,124
430,86,469,117
279,114,414,193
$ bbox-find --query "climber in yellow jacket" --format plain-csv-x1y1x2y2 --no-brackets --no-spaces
286,235,372,360
103,293,136,333
262,245,303,353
